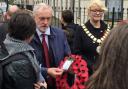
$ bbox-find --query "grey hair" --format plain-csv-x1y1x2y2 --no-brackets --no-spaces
33,3,53,16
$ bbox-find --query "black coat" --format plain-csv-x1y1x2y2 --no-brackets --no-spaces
73,20,108,75
1,35,40,89
2,54,37,89
62,23,80,53
0,22,8,42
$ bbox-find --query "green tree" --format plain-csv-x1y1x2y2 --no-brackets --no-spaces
0,0,4,2
0,0,14,4
9,0,14,4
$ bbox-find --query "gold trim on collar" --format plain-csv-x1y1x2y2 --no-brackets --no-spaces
82,24,110,44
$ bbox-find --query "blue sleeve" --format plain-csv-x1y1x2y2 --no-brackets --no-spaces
39,71,45,82
40,66,48,80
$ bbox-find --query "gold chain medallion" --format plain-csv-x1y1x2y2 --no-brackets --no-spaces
82,24,110,53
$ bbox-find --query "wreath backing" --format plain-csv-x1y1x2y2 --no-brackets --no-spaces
56,54,88,89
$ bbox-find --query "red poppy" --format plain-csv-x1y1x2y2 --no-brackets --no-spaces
56,54,89,89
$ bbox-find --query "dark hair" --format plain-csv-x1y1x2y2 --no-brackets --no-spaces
61,10,74,23
8,10,36,40
86,23,128,89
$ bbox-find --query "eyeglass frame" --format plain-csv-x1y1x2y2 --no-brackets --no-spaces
89,9,104,14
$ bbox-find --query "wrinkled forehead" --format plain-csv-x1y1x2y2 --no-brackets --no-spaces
33,5,53,16
36,8,52,17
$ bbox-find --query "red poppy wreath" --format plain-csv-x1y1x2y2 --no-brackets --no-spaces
56,54,88,89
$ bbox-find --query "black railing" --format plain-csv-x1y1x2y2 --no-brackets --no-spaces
0,1,128,28
49,7,128,28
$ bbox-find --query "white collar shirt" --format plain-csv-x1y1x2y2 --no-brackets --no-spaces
36,27,50,49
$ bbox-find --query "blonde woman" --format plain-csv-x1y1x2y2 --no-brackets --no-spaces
73,0,110,76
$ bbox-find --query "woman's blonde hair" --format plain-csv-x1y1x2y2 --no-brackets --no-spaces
87,0,107,11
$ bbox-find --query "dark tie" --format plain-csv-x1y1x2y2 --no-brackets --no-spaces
42,34,54,87
42,34,50,68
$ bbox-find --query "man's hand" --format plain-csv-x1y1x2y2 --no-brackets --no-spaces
34,81,47,89
47,68,64,78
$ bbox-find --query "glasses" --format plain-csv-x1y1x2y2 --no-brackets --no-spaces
90,9,104,14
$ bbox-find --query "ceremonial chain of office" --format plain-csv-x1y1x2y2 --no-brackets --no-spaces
82,24,110,44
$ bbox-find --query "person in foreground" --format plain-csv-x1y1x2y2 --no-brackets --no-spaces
30,3,71,89
1,11,46,89
86,23,128,89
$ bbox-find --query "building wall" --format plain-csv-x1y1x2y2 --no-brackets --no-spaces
14,0,127,9
123,0,128,19
14,0,128,24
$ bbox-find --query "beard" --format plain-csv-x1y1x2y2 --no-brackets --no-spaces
37,26,48,33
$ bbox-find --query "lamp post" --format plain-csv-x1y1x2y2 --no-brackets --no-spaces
72,0,75,15
4,0,8,11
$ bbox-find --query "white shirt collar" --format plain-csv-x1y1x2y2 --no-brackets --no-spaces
36,27,50,36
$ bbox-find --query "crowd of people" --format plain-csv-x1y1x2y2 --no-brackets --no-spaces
0,0,128,89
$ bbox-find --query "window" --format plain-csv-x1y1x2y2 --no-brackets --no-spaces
105,0,123,21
